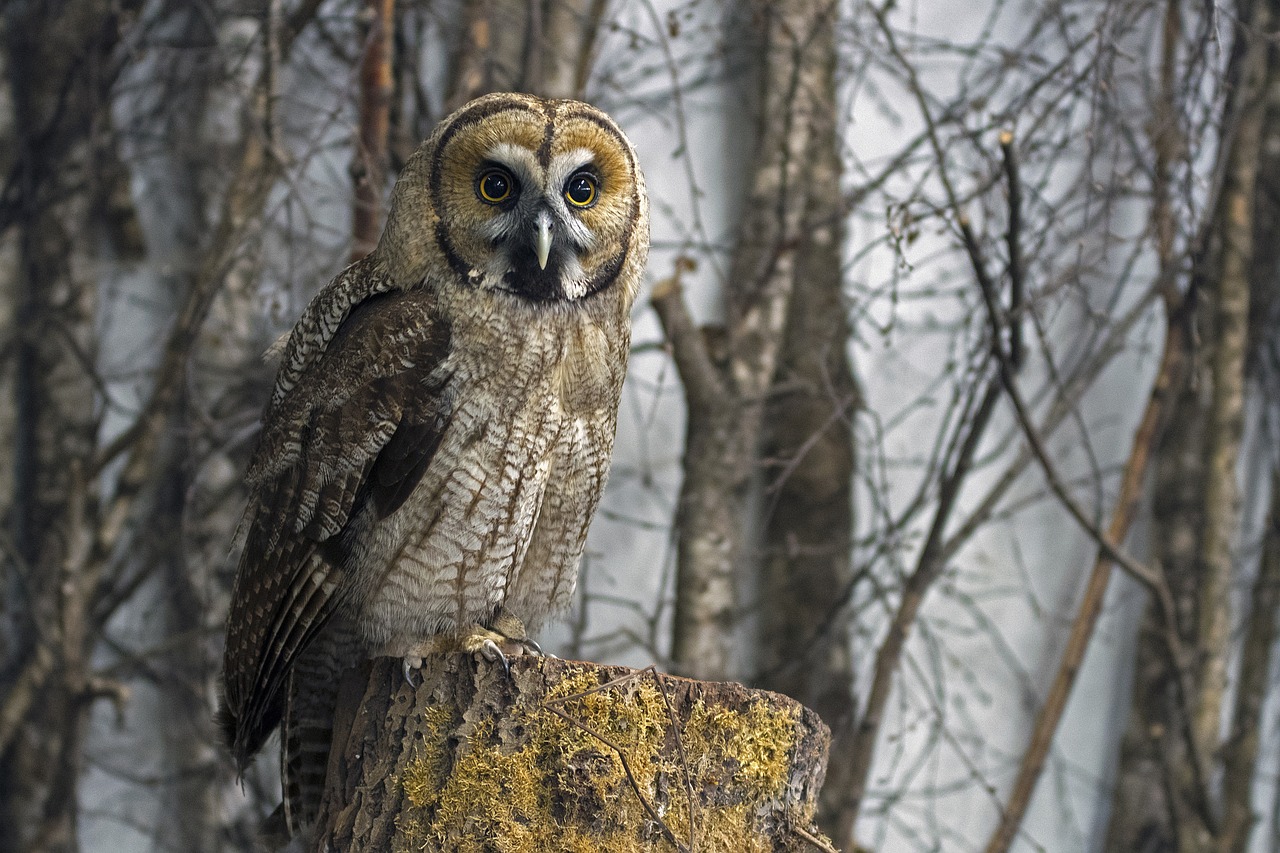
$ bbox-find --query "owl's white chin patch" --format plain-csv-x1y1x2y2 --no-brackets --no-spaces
561,277,589,301
558,256,588,300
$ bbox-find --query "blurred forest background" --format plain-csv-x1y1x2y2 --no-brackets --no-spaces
1,0,1278,851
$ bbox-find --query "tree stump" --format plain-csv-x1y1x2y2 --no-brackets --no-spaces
312,655,835,852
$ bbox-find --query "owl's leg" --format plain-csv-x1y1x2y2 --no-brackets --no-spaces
463,611,553,666
454,615,545,675
458,628,515,677
395,630,508,684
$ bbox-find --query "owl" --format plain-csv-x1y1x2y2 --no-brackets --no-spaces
218,92,648,840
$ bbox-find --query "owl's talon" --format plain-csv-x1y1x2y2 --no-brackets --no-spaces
402,655,424,688
478,639,511,676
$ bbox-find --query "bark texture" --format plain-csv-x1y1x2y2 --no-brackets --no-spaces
351,0,395,261
0,3,321,848
1218,473,1280,853
313,656,833,852
0,3,141,847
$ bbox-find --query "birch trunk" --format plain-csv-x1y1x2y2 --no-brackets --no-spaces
659,0,843,684
0,3,140,846
1104,2,1274,848
756,8,859,843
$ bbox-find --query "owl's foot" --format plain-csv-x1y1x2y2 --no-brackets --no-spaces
458,615,544,676
390,618,544,687
462,632,512,677
489,612,549,657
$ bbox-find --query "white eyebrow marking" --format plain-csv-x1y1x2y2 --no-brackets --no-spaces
548,148,596,190
486,143,541,189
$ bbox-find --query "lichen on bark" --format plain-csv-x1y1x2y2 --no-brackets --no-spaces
314,656,832,852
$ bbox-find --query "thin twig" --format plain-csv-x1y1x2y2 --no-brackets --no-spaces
795,825,841,853
979,74,1194,853
998,130,1025,369
543,703,689,853
846,363,1003,818
655,671,698,853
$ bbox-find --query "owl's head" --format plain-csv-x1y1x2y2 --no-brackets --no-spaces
380,93,648,306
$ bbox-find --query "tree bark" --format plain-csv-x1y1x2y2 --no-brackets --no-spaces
0,3,142,847
1218,472,1280,852
445,0,601,105
0,3,324,848
1189,13,1266,841
1218,26,1280,852
312,656,834,853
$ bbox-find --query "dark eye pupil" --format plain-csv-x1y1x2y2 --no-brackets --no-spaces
568,176,594,204
482,172,508,199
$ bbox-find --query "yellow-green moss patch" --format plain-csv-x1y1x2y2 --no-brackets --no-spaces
392,666,809,851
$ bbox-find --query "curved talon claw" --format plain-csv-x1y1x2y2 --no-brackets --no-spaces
403,657,421,688
522,638,544,656
479,639,511,677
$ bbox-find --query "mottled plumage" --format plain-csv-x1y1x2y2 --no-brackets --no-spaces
218,93,648,839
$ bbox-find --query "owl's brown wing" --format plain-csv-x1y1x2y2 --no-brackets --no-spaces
219,289,453,768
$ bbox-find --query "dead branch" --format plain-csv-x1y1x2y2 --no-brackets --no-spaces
651,259,726,413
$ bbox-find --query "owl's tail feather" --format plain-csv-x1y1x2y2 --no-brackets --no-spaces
221,535,340,775
215,679,278,776
214,697,245,771
280,619,361,838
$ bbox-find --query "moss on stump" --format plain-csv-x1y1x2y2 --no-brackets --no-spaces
313,655,833,852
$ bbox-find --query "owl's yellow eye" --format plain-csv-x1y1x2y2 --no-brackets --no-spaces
564,172,597,208
478,168,514,204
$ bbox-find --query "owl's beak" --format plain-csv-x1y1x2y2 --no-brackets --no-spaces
534,212,553,270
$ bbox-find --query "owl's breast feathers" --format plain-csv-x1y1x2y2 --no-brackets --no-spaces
219,287,453,767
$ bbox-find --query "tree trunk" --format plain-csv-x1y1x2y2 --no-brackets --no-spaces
351,0,395,262
1218,472,1280,852
445,0,601,105
755,4,859,845
1104,1,1274,849
659,0,843,683
0,3,141,847
1188,5,1266,841
312,656,834,852
1102,368,1206,853
0,3,321,847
